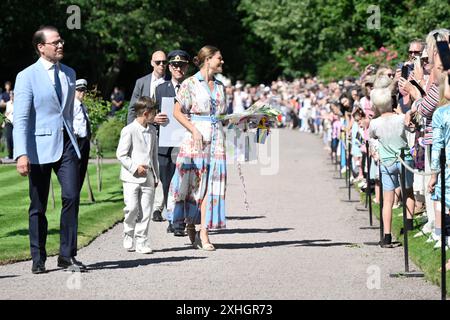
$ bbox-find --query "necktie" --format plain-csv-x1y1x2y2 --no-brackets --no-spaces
175,84,180,94
54,64,62,104
81,103,91,139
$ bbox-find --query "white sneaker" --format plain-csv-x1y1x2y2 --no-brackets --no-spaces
341,167,347,174
421,222,433,235
426,232,440,243
123,234,134,250
135,240,152,254
413,230,425,238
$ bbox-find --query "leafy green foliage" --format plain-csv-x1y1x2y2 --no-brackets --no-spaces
318,46,401,81
96,117,124,154
1,0,449,88
83,90,111,140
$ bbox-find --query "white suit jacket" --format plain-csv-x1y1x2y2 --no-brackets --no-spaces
116,120,159,184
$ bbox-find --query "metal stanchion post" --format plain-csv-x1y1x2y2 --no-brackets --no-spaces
401,150,410,272
379,161,384,243
440,148,446,300
348,140,352,201
361,141,370,209
390,150,424,278
342,134,359,203
367,146,373,226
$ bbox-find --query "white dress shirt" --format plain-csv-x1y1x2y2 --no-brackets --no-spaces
39,57,68,104
5,100,13,123
73,98,89,138
150,73,164,99
172,80,181,94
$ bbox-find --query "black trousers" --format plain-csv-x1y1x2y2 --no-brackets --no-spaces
28,130,80,263
77,136,90,192
158,148,177,208
4,122,13,159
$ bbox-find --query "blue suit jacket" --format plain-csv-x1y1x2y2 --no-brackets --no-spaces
13,59,81,164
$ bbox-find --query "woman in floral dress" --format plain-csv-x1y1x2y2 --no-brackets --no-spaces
167,46,227,251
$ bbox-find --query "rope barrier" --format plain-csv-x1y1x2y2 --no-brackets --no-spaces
373,139,440,176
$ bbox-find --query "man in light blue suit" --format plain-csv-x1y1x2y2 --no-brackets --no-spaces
13,26,86,274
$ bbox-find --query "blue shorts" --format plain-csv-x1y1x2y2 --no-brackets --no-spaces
380,160,414,191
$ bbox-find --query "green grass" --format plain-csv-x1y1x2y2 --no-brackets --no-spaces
0,163,124,264
357,187,450,292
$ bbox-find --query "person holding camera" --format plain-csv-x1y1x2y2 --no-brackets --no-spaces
402,29,450,242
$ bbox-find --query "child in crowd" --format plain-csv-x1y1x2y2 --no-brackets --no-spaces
116,96,159,254
369,87,415,248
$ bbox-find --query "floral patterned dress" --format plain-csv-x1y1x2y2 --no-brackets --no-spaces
167,72,227,230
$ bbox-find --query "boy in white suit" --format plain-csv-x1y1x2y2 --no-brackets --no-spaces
116,96,159,254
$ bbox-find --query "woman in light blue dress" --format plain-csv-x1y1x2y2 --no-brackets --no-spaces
429,104,450,246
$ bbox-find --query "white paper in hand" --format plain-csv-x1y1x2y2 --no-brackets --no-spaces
159,97,186,147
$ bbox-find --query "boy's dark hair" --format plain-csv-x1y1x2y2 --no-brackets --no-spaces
134,96,157,117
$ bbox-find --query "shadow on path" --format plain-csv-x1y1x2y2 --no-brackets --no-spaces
211,227,293,235
227,216,266,221
88,256,206,271
0,275,19,280
216,239,355,250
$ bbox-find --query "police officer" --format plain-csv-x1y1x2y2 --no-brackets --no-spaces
73,79,91,192
154,50,190,235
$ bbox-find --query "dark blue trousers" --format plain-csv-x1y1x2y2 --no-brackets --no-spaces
28,130,80,263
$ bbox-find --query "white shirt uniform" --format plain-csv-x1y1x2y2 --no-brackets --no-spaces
73,98,89,138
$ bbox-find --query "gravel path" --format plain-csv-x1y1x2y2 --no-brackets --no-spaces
0,129,440,300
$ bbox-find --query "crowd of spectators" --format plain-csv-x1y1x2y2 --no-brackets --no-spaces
222,29,450,254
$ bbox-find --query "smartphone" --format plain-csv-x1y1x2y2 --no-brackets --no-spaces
436,40,450,71
401,65,409,79
409,79,426,96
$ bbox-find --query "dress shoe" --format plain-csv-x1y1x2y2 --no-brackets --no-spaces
152,210,165,222
167,222,175,233
57,256,87,272
31,261,46,274
174,229,186,237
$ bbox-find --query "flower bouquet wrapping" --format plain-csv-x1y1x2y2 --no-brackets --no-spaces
218,101,281,144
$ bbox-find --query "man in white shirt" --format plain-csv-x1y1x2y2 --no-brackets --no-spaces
73,79,91,193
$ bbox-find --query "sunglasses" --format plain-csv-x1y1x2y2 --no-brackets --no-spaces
153,60,167,66
409,50,422,55
170,62,188,68
387,73,395,78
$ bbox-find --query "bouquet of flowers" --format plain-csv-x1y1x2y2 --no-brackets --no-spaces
219,101,281,127
219,101,281,144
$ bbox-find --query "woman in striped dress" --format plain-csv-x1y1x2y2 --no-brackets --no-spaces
167,46,227,251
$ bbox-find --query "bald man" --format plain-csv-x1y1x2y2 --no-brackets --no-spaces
127,50,168,124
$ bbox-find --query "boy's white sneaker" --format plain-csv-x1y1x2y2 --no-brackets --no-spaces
123,234,134,250
136,240,152,254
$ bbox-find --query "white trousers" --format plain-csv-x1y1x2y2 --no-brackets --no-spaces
123,177,155,240
152,181,164,212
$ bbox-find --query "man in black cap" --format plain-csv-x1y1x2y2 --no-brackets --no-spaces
153,50,190,235
73,79,91,192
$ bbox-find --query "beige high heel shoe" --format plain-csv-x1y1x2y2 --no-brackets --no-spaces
194,231,215,251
